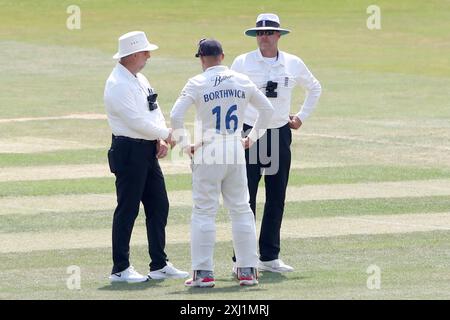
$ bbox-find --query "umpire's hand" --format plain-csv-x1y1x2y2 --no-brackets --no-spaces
289,115,302,130
164,128,176,149
156,140,169,159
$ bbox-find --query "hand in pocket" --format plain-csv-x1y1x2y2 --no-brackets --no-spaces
107,148,117,173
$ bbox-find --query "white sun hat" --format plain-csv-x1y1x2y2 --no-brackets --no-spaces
245,13,291,37
113,31,159,59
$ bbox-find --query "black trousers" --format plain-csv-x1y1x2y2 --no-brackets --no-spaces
108,135,169,274
243,123,292,262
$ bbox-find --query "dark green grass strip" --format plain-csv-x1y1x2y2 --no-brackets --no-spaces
287,165,450,185
1,165,450,197
0,175,191,197
0,149,107,167
2,196,449,233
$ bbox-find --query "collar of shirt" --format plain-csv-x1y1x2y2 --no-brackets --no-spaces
115,62,140,83
204,65,228,73
114,62,151,97
256,49,285,67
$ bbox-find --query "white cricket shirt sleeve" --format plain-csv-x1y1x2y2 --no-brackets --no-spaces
294,59,322,122
105,83,170,140
170,80,196,148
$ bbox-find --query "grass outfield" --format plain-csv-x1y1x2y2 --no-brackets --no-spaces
0,0,449,299
1,165,450,196
1,232,449,299
1,197,450,234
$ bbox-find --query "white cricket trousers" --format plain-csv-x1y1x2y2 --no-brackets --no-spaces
190,161,259,271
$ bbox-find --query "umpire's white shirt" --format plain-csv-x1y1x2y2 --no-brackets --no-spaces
104,63,170,140
231,49,322,128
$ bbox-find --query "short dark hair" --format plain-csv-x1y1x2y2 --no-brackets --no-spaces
195,39,223,58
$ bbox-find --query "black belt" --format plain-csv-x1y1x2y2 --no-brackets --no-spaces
112,135,156,144
243,122,290,130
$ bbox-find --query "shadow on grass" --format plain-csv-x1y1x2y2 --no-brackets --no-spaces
166,273,310,295
258,272,309,283
168,285,267,295
163,275,265,295
98,279,164,291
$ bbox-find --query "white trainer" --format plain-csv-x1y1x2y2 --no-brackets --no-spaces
232,262,237,275
257,259,294,273
237,267,258,286
185,270,215,288
109,265,148,283
148,262,189,280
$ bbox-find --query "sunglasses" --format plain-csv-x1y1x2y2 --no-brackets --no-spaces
256,30,277,36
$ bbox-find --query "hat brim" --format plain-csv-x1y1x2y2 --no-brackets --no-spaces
113,43,159,59
245,27,290,37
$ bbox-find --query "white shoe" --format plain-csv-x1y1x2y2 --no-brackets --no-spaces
109,265,148,283
257,259,294,273
148,262,189,279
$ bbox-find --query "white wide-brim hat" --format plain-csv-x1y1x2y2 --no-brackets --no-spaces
113,31,158,59
245,13,290,37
